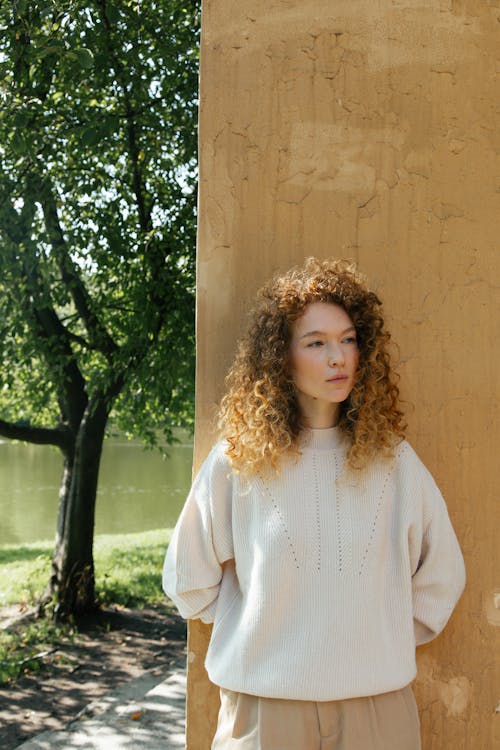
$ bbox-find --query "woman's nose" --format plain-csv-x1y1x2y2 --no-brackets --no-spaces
327,345,344,367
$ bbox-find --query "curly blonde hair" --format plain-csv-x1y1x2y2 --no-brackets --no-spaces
217,257,405,474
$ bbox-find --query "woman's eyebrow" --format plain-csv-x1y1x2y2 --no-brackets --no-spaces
299,326,356,340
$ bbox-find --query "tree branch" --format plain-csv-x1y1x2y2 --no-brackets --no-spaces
0,195,88,432
0,418,72,451
30,173,118,358
98,0,152,232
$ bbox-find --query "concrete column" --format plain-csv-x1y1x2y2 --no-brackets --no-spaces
191,1,500,747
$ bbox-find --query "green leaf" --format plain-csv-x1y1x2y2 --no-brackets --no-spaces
15,0,27,16
11,131,27,155
39,44,64,60
72,48,94,70
40,7,55,20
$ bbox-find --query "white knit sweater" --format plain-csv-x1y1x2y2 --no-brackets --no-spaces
163,427,465,701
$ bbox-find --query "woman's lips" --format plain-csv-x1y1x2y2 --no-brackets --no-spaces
326,374,348,382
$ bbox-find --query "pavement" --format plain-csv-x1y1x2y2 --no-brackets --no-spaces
16,660,186,750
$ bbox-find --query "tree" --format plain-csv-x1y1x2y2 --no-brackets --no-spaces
0,0,200,618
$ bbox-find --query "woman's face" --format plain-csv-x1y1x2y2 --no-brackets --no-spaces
288,302,359,427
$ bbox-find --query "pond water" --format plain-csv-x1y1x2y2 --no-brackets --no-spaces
0,436,193,545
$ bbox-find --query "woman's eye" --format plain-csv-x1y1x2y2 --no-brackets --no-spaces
343,337,357,344
307,340,323,347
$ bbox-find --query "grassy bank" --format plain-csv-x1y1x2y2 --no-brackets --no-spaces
0,529,173,682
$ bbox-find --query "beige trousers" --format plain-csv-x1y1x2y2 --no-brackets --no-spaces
212,685,421,750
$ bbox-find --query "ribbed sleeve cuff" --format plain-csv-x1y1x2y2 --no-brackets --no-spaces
164,581,220,622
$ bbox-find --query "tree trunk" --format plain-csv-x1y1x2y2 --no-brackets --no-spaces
49,398,109,619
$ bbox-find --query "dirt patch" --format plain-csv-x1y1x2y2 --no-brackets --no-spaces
0,604,187,750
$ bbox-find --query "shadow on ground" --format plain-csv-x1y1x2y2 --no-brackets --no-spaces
0,605,186,750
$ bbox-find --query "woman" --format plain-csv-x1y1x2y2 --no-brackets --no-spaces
163,257,465,750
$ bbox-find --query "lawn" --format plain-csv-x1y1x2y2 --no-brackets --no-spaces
0,529,174,682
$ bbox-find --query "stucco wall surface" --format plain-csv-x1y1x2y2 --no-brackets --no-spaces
190,1,500,748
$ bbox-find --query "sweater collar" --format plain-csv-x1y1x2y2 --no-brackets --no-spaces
299,426,344,451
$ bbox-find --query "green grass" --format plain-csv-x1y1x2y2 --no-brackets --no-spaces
0,540,53,608
0,529,173,609
94,529,173,608
0,619,73,683
0,529,174,683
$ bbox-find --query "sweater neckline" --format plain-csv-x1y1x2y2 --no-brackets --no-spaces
299,426,344,451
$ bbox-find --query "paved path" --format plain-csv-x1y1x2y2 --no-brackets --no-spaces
17,661,186,750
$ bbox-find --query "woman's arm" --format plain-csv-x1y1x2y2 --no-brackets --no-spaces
162,443,234,623
410,463,466,645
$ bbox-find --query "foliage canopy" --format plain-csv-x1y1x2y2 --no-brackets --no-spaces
0,0,200,446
